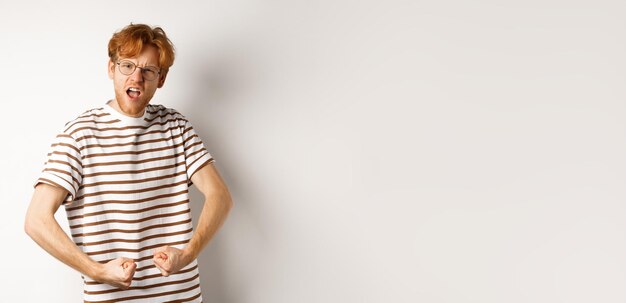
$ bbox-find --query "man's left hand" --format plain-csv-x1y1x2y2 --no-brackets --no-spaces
153,246,191,277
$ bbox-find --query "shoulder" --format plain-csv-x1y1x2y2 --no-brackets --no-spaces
61,106,112,136
145,104,190,125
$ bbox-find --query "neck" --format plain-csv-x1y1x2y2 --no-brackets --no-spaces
109,99,145,117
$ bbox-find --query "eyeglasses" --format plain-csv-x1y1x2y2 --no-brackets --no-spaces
116,60,161,81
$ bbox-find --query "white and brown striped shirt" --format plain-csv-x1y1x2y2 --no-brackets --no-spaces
35,101,214,303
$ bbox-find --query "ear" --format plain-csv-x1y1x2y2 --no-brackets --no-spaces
107,60,115,80
157,73,167,88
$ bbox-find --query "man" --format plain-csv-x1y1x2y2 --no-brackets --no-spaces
24,23,232,302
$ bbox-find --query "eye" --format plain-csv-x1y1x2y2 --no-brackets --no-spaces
121,62,134,69
146,67,160,74
143,70,155,77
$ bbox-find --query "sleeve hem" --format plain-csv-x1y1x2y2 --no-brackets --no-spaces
187,156,215,187
34,177,76,205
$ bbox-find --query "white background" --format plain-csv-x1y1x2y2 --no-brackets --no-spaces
2,0,626,302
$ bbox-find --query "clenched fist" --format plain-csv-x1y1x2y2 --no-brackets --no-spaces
94,257,136,289
153,246,191,277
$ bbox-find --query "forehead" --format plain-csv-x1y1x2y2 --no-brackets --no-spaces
118,45,160,66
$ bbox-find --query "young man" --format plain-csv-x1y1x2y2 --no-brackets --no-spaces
24,24,232,302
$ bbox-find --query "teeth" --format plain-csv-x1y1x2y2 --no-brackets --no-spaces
129,88,140,92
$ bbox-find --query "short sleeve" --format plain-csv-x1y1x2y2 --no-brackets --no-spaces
181,119,215,184
34,133,83,203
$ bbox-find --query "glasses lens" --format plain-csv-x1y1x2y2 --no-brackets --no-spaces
118,61,160,80
142,68,159,80
118,61,135,75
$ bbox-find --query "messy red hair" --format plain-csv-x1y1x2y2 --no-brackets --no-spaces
108,23,175,76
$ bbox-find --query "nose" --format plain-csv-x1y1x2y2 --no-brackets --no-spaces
129,67,144,82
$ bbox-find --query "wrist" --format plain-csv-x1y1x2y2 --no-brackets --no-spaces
86,261,105,281
181,247,197,265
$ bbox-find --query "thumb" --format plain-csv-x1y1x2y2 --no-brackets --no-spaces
155,251,168,262
153,252,165,268
122,261,137,274
120,258,134,267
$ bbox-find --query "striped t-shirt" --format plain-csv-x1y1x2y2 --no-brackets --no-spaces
35,101,214,303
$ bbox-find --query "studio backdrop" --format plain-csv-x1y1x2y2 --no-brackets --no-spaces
2,0,626,302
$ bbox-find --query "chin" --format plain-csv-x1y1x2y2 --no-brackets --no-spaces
117,99,148,117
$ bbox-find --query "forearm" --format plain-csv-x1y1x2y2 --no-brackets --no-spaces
25,213,100,279
183,193,232,262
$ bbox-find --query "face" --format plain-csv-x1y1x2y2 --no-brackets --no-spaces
108,45,166,117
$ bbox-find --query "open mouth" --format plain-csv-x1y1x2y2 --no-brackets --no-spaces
127,87,141,99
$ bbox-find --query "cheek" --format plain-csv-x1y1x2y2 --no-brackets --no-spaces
114,79,124,90
148,83,160,93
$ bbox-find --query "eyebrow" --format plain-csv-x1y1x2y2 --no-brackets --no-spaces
119,59,160,68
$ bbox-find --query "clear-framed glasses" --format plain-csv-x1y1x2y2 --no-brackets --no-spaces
116,60,161,81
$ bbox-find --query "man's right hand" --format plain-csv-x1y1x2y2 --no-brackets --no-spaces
26,184,138,290
95,258,137,289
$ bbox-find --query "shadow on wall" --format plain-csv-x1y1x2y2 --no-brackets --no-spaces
185,42,264,303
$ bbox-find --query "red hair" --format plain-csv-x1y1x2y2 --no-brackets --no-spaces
108,23,175,76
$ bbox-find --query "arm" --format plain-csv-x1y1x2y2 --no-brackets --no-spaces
153,162,233,276
24,183,137,288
